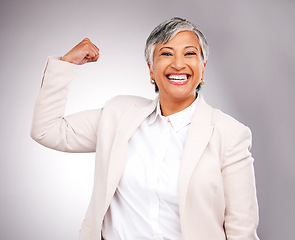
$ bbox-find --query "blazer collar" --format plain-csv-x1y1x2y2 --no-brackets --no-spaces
105,96,159,206
178,94,214,214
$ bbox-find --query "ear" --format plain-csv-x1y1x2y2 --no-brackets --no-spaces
201,61,207,80
148,62,155,80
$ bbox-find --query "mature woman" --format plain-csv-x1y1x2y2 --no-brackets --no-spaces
31,17,259,240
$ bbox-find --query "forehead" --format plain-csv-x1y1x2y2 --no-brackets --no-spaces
157,31,201,49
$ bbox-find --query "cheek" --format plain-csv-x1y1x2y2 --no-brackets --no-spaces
153,57,171,71
153,64,165,78
192,62,204,76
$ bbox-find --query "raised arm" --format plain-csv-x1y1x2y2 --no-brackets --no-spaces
31,39,102,153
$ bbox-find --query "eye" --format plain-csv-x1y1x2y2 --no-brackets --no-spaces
185,52,197,56
161,52,172,56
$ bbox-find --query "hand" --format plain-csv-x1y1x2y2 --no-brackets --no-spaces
61,38,100,65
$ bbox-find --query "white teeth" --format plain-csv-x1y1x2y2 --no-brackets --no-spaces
168,74,188,80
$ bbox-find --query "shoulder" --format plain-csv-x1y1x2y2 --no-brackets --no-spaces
198,95,248,131
212,108,252,146
200,97,253,162
199,96,252,143
212,108,249,133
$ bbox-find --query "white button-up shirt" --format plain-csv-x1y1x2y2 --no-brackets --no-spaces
102,98,198,240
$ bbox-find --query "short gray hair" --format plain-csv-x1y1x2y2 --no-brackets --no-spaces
145,17,209,69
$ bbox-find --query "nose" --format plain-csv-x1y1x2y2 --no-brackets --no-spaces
170,54,186,70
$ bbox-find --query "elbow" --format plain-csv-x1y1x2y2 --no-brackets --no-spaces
30,125,44,144
30,129,38,142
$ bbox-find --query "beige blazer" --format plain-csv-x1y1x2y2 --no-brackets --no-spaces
31,57,259,240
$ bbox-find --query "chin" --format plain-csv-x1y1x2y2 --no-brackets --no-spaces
167,90,195,101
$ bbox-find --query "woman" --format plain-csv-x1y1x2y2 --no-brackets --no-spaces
31,17,259,240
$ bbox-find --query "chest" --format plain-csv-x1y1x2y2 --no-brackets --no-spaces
121,118,190,204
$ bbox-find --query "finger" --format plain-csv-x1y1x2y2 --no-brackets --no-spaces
93,52,100,62
89,41,99,56
85,48,99,63
90,45,99,57
82,37,91,44
85,48,97,59
84,51,99,63
83,38,99,55
85,52,97,60
92,44,100,55
81,38,99,58
85,56,98,63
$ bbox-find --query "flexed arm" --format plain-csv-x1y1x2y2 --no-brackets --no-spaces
31,39,102,153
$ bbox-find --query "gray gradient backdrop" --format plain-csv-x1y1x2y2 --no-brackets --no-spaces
1,0,294,239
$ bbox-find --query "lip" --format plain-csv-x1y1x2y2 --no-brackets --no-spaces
166,73,191,85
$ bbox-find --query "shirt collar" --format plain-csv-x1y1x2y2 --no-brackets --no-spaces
148,97,199,132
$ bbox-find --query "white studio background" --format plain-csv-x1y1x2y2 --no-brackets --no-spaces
0,0,294,239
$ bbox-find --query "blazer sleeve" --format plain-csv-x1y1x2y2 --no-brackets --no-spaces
31,57,101,153
222,125,259,239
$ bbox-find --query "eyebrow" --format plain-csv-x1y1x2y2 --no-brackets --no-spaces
159,46,200,52
159,47,173,52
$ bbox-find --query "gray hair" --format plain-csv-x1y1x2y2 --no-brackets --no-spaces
145,17,209,69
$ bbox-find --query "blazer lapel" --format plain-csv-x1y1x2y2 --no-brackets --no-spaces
105,97,159,207
178,95,214,214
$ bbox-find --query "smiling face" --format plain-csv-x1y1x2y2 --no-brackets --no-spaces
149,31,206,114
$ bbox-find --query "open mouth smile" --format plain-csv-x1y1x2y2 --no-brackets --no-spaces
167,73,191,85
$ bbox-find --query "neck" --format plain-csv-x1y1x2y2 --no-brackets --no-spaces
159,94,197,117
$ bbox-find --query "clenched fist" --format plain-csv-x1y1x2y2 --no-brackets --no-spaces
61,38,100,65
